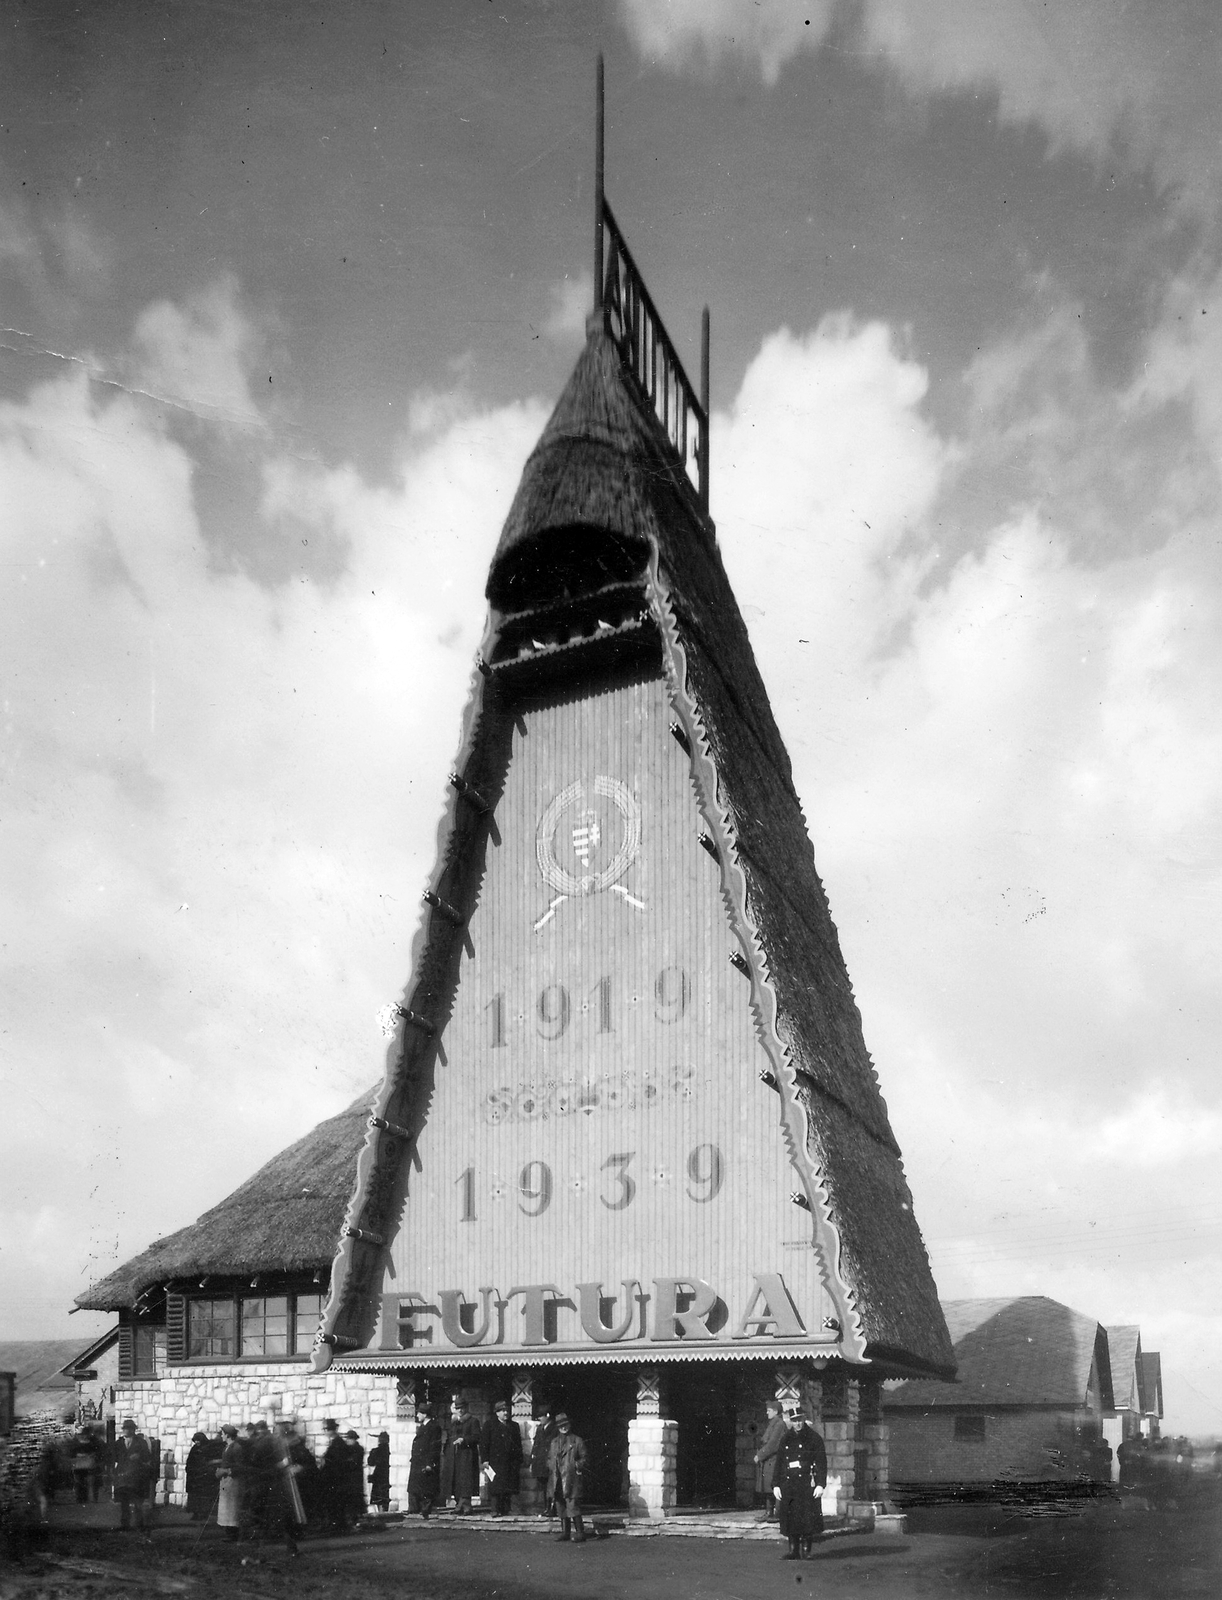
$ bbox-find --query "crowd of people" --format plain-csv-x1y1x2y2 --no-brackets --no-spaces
25,1393,834,1558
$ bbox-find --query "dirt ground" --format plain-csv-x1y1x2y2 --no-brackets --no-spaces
3,1492,1220,1600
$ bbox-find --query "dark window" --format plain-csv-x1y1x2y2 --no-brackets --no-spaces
132,1326,166,1377
293,1293,324,1355
188,1298,236,1359
182,1290,322,1361
240,1296,289,1357
954,1414,986,1442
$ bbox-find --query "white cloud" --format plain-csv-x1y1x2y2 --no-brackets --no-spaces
707,306,1222,1436
131,272,268,429
619,0,836,85
619,0,1222,212
0,341,546,1327
542,270,595,343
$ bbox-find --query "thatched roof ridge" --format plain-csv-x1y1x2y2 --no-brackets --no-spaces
489,330,702,609
75,1092,374,1311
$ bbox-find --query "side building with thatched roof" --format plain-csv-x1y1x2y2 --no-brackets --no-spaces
75,74,952,1523
884,1296,1120,1498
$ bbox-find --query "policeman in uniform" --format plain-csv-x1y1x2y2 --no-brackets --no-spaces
772,1402,827,1560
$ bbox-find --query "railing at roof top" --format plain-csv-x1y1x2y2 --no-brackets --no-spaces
594,56,710,517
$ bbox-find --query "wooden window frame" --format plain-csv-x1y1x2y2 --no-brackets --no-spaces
166,1283,327,1365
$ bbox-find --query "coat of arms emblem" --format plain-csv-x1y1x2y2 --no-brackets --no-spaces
534,776,644,929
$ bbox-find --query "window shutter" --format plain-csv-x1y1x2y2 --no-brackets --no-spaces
117,1323,134,1382
165,1292,187,1364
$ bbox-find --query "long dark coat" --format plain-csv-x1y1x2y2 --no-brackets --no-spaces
320,1434,351,1527
774,1425,827,1541
408,1418,443,1501
345,1439,366,1521
112,1434,152,1495
367,1436,391,1511
529,1419,557,1485
479,1416,523,1498
440,1414,481,1503
754,1413,786,1495
184,1440,216,1516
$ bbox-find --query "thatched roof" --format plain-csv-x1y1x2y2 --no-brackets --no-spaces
1139,1351,1162,1418
325,320,953,1380
1106,1324,1143,1410
886,1297,1110,1410
75,1092,373,1311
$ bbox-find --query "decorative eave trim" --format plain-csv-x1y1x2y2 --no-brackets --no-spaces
312,618,503,1375
645,548,869,1367
336,1343,840,1372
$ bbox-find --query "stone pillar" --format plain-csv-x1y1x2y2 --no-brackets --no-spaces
858,1379,890,1504
627,1368,677,1520
819,1370,857,1521
512,1371,542,1514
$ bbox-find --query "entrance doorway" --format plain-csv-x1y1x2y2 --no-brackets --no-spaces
668,1366,737,1508
532,1367,636,1506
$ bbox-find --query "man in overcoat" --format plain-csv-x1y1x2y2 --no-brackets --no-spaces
440,1397,481,1514
343,1429,367,1523
112,1419,153,1531
773,1403,827,1560
408,1404,443,1518
529,1408,558,1515
752,1399,786,1519
319,1417,351,1532
479,1399,523,1515
546,1411,588,1544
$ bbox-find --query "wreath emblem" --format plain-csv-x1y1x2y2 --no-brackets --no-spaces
534,776,644,930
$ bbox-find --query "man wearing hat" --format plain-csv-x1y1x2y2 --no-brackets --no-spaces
343,1429,367,1524
319,1418,350,1532
529,1407,558,1515
441,1396,481,1514
772,1403,827,1560
546,1412,588,1544
408,1403,443,1518
112,1419,152,1531
479,1398,523,1516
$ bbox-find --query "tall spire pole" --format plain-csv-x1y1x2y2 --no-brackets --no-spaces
594,54,605,316
700,305,710,514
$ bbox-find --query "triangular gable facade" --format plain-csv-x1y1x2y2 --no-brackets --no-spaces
317,312,951,1383
1106,1325,1144,1412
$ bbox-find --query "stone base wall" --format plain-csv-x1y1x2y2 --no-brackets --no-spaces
113,1366,402,1509
626,1417,677,1520
111,1370,551,1513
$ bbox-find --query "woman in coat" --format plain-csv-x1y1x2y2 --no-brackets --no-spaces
408,1405,443,1518
215,1425,247,1542
479,1400,523,1516
367,1431,391,1513
184,1432,216,1520
753,1400,786,1520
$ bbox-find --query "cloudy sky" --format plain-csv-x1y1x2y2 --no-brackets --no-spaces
4,0,1221,1433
